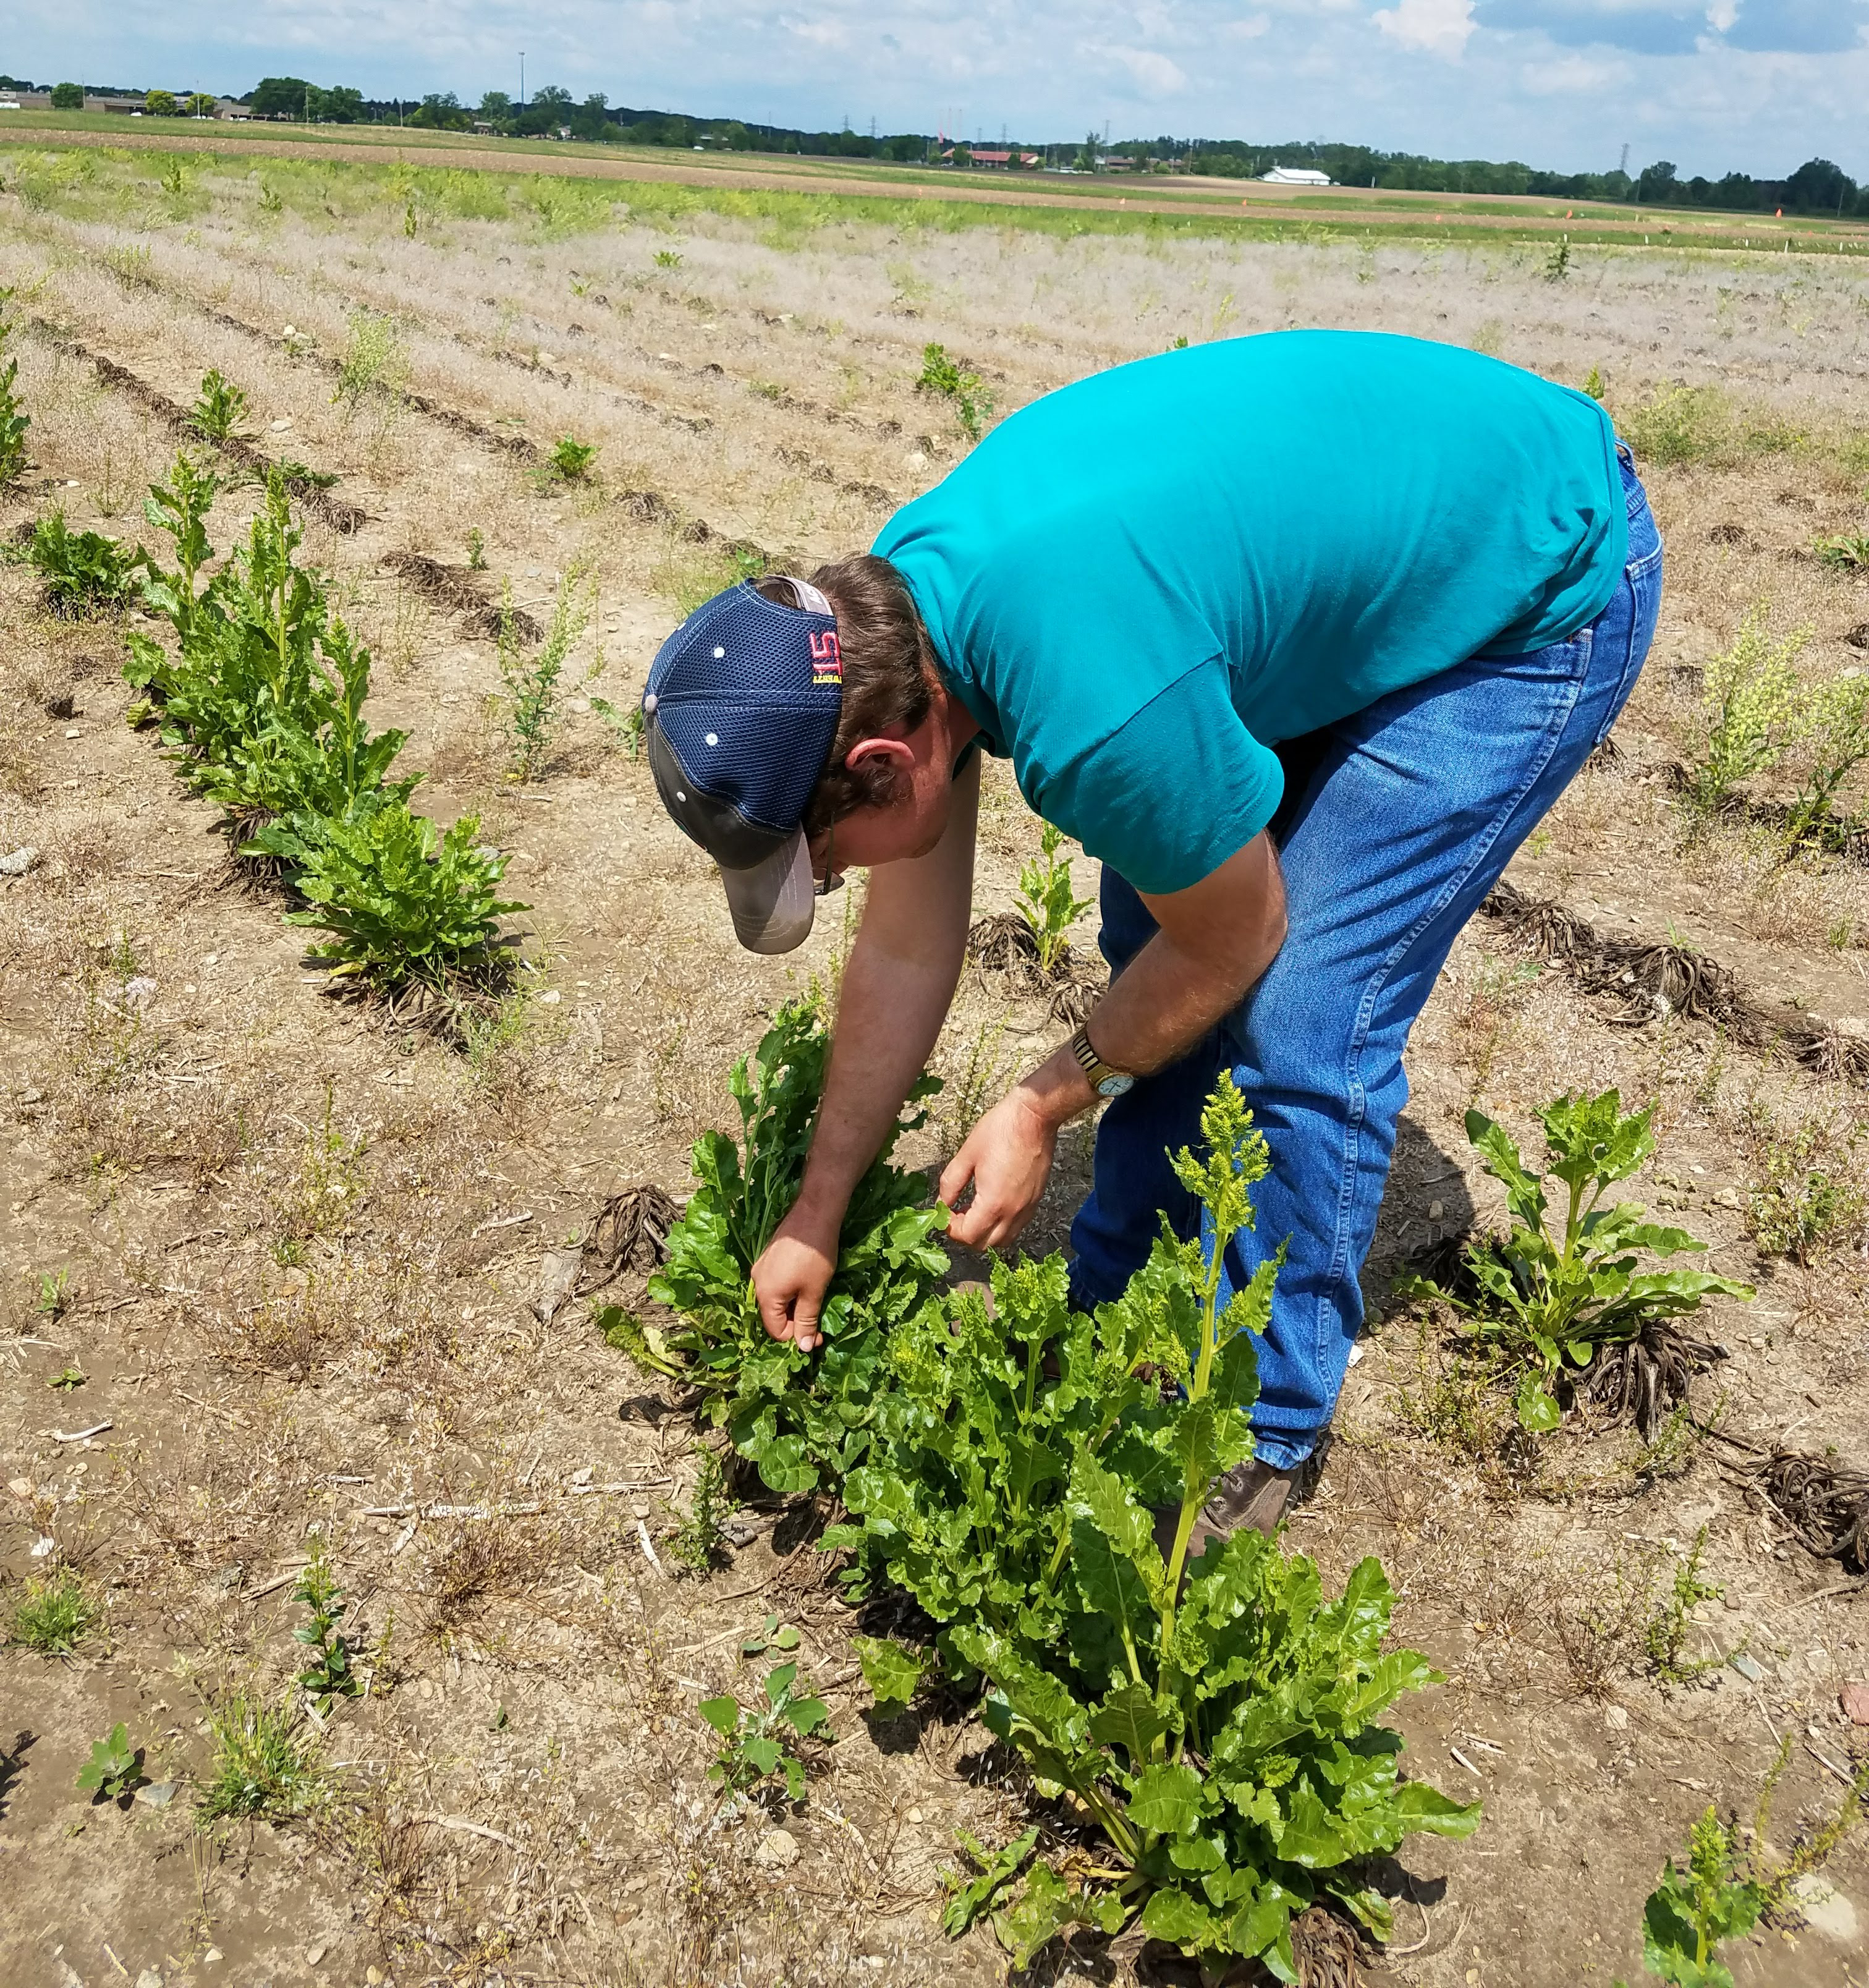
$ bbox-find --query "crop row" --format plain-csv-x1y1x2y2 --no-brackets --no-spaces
0,298,526,1031
617,992,1869,1980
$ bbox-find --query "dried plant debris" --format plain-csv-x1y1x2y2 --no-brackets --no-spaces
35,323,369,533
1572,1317,1729,1440
1480,880,1869,1082
1760,1451,1869,1571
577,1182,681,1296
965,912,1102,1025
1287,1904,1370,1988
381,550,541,644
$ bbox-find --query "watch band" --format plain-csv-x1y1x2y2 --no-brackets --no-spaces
1070,1024,1133,1095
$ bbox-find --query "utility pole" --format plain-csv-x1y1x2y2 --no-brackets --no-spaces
520,52,525,108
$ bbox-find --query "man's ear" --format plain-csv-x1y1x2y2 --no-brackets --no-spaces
844,736,917,773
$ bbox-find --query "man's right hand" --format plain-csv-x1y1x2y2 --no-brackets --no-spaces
751,1204,842,1353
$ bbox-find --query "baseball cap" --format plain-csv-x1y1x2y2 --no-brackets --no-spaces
642,578,844,953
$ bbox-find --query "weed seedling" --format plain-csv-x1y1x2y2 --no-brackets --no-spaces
75,1723,145,1803
589,694,646,758
917,341,993,442
8,1568,100,1655
36,1267,71,1319
1642,1527,1731,1683
465,526,487,571
1397,1090,1753,1432
1016,822,1094,977
669,1447,737,1574
187,369,252,443
258,181,284,216
1813,533,1869,571
47,1365,85,1391
197,1693,319,1820
1545,239,1571,281
500,563,593,779
292,1537,360,1711
699,1659,828,1804
0,287,28,485
653,248,683,269
1687,603,1813,817
741,1613,800,1658
1583,365,1607,401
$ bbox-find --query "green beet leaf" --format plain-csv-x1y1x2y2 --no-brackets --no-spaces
852,1635,928,1707
640,997,947,1495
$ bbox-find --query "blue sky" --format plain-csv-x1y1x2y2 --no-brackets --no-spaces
7,1,1866,180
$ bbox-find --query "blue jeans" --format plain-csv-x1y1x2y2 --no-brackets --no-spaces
1069,449,1663,1469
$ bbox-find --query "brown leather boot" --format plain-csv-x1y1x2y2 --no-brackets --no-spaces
1186,1459,1294,1558
1151,1458,1295,1568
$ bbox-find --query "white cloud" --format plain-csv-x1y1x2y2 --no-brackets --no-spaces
1088,42,1191,95
1373,0,1478,56
1522,49,1633,88
1705,0,1740,29
1222,15,1273,39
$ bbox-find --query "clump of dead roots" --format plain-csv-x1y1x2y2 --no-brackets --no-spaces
1761,1451,1869,1571
1480,880,1869,1084
966,912,1101,1027
575,1183,680,1299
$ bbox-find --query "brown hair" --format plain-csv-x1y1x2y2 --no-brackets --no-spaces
756,554,939,837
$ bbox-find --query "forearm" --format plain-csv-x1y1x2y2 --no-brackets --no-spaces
793,921,962,1223
1017,833,1289,1131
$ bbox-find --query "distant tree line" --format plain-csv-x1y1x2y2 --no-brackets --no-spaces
1177,136,1868,218
20,69,1866,216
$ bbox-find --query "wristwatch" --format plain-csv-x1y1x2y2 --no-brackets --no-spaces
1070,1024,1135,1100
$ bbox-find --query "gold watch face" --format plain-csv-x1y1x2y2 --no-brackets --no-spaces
1096,1071,1134,1098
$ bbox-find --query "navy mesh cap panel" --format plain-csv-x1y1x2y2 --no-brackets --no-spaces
645,582,842,845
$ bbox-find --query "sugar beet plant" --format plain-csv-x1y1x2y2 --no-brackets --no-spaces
20,511,140,618
638,1017,1484,1974
829,1078,1479,1978
917,341,993,443
1017,820,1095,977
1397,1090,1752,1434
604,996,949,1495
125,452,524,1015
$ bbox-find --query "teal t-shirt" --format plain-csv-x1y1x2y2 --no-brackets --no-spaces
873,330,1627,896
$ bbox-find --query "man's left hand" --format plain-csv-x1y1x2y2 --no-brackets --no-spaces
938,1081,1065,1250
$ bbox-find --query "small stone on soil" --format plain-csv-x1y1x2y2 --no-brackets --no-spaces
1841,1681,1869,1725
755,1828,800,1867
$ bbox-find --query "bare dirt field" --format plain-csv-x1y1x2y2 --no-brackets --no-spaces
1,143,1867,1988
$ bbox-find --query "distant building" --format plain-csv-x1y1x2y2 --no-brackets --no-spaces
1261,166,1332,187
950,148,1041,170
0,90,50,110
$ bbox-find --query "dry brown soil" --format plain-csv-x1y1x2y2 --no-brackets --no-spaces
1,148,1865,1988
